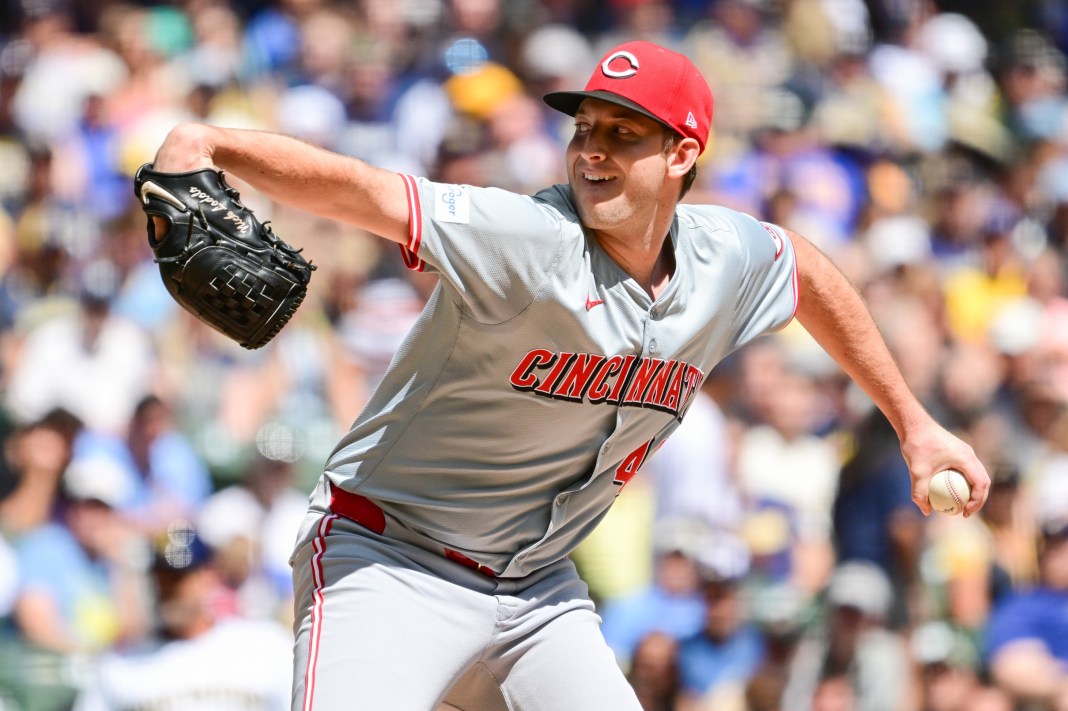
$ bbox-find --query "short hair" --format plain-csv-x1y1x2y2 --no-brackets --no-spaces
663,131,699,199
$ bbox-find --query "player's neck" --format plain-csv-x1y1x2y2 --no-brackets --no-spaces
592,228,676,299
649,243,676,299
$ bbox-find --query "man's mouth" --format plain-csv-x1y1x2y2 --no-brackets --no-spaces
582,173,616,183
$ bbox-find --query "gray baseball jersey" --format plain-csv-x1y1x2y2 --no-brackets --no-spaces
303,175,797,579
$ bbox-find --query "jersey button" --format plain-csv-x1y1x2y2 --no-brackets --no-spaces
648,338,659,354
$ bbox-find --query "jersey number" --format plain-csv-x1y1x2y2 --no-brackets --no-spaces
614,439,654,490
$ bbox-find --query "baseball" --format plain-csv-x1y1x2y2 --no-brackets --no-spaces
928,469,971,515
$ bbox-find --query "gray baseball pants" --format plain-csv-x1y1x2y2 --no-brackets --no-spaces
290,509,642,711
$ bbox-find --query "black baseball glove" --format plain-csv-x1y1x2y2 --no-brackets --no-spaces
134,164,316,349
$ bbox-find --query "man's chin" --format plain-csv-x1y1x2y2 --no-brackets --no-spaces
572,195,615,231
576,208,608,232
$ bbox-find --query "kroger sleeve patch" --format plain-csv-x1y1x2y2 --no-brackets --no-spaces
397,175,572,324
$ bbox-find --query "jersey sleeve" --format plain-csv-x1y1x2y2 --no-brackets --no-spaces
396,175,570,324
728,217,798,349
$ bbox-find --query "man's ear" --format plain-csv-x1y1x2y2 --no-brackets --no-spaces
667,137,700,180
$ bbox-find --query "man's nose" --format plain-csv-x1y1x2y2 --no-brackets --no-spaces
576,130,607,160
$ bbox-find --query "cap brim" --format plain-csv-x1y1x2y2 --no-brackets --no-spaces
543,89,675,133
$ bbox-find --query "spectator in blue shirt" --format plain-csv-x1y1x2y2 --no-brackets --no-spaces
984,515,1068,709
12,458,151,654
599,518,708,669
676,534,764,708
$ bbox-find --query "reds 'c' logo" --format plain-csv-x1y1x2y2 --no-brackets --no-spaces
601,50,639,79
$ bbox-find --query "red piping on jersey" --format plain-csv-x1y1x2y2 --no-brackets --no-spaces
761,224,799,329
790,256,799,322
398,174,426,272
302,513,337,711
757,222,799,327
786,230,799,324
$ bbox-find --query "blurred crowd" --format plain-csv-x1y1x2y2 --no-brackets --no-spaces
1,0,1068,709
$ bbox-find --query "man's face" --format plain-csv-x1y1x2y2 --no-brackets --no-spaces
566,99,673,237
66,498,118,556
701,580,742,642
1041,532,1068,589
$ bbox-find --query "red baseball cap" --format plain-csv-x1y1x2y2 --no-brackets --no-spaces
544,40,714,153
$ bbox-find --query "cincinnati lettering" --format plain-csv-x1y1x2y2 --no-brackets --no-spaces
509,349,705,419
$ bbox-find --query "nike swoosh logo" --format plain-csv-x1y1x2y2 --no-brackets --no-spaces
139,181,188,211
585,295,604,311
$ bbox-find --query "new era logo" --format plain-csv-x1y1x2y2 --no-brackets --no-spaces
685,112,698,129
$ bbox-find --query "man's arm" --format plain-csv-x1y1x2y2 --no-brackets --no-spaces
788,230,990,517
989,637,1068,704
151,123,411,245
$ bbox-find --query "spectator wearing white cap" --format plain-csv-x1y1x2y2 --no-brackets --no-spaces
781,561,912,711
675,533,763,710
4,453,153,708
11,454,151,655
911,620,982,711
195,452,309,620
599,517,711,670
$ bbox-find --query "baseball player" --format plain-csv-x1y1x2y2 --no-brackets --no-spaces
147,41,990,710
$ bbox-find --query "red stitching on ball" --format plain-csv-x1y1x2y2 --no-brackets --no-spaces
947,473,963,509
